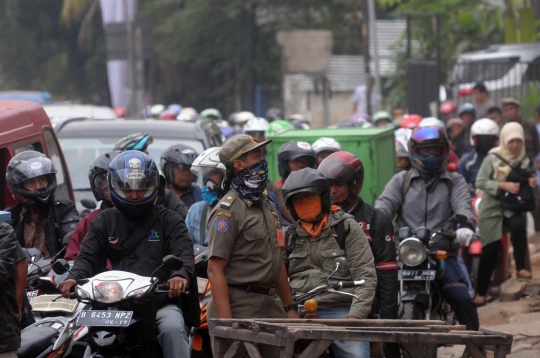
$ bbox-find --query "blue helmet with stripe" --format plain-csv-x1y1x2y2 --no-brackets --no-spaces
113,133,153,152
108,151,159,216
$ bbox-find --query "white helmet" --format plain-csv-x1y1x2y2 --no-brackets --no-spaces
395,137,409,158
312,137,341,155
177,107,198,121
234,111,255,125
190,147,226,176
470,118,499,146
150,104,165,117
243,117,269,133
394,128,412,142
419,117,445,130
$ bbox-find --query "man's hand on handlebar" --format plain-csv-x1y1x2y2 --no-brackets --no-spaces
168,276,187,298
59,279,77,298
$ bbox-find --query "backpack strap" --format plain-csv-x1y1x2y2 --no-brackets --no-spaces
492,152,521,169
199,205,208,246
401,169,414,199
332,222,347,251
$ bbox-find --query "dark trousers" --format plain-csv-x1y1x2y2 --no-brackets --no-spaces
477,214,528,296
440,257,479,331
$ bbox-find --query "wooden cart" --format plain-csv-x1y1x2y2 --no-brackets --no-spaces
209,319,513,358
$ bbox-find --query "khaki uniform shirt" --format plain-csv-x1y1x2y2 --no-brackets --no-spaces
207,188,283,287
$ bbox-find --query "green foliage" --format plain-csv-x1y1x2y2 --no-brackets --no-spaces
519,83,540,121
378,0,504,110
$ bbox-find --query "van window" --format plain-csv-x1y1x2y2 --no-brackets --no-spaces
456,57,519,83
13,141,44,155
42,128,71,200
523,57,540,82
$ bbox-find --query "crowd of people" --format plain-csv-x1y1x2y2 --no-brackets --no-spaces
2,80,540,358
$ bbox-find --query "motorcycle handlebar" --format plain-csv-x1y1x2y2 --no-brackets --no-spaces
154,283,190,296
328,280,365,290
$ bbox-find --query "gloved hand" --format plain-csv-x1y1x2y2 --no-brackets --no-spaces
455,228,474,246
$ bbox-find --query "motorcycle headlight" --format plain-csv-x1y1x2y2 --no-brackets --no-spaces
77,287,91,300
127,285,150,298
93,281,124,303
398,238,426,267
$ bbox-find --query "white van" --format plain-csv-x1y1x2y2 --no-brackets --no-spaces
449,42,540,104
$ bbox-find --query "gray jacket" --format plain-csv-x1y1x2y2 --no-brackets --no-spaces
375,169,475,253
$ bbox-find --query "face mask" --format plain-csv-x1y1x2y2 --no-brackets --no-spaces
293,196,322,223
201,186,219,206
230,160,268,203
475,136,498,155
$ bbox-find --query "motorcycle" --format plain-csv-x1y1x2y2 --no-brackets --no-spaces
192,245,212,358
17,316,75,358
52,255,186,358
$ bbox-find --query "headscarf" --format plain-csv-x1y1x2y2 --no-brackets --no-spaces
488,122,528,181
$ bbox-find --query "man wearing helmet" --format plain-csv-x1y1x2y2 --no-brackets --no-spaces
317,152,399,356
243,117,269,145
64,151,120,261
458,118,500,197
395,138,411,172
282,168,376,358
373,111,393,127
59,151,195,358
454,103,477,157
439,101,457,122
312,137,342,166
185,147,226,246
376,127,479,331
206,135,298,357
161,144,202,209
276,141,316,187
6,151,79,258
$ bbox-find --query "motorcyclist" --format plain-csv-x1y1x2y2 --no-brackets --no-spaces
288,114,311,130
312,137,341,166
400,114,422,129
282,168,376,358
59,151,195,358
453,103,477,157
177,107,198,122
233,111,255,133
265,120,294,138
185,147,226,246
395,137,411,172
5,151,79,257
64,151,120,261
276,141,316,187
440,100,458,122
161,144,202,209
375,126,480,331
114,134,189,217
266,107,283,122
458,118,500,197
200,108,222,121
373,111,393,127
243,117,269,145
317,152,398,319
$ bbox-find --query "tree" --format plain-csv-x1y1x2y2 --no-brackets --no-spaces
378,0,503,110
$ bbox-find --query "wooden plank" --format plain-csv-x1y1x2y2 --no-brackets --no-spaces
399,343,426,358
494,345,508,358
279,337,296,358
297,340,333,358
213,327,287,347
260,318,445,327
462,339,485,358
223,340,241,358
243,342,263,358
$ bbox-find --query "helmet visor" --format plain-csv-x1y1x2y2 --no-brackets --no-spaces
411,127,442,143
110,169,159,199
8,157,55,185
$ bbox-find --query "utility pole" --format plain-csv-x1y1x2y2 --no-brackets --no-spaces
124,0,136,117
367,0,382,112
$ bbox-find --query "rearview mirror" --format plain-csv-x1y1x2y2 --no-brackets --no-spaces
334,257,350,272
162,255,183,271
81,199,97,210
52,259,70,275
451,214,467,225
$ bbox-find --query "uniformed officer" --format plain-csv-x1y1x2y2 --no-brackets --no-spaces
207,135,298,357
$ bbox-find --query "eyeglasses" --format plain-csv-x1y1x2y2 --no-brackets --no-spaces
203,175,217,189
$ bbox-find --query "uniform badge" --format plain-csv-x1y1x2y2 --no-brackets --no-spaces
217,211,232,218
227,196,233,200
216,219,229,233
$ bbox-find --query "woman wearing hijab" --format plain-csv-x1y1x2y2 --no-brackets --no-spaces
281,168,376,358
475,122,537,305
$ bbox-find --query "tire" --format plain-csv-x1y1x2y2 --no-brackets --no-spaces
401,302,437,358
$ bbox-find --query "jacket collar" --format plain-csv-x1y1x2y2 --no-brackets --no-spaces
295,209,345,238
409,168,451,181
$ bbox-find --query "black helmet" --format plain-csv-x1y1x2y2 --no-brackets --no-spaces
113,133,153,152
88,151,121,202
409,126,450,174
160,144,199,184
7,151,57,207
266,107,283,122
277,141,316,179
282,168,331,221
289,115,311,130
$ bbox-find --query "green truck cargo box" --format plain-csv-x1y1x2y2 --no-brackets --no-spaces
267,127,396,206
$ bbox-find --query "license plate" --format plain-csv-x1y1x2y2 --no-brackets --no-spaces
399,270,436,281
27,290,38,300
76,310,133,327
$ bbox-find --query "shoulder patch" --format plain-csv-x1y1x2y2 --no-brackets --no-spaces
216,218,229,233
219,195,236,208
217,211,232,218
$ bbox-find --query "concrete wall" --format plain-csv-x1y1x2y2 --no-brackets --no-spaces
299,91,353,128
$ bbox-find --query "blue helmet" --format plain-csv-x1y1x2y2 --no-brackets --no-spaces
108,151,160,216
408,127,449,174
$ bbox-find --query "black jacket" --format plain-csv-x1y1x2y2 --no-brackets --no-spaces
0,223,21,353
70,206,195,292
6,200,79,256
163,189,188,219
349,199,398,319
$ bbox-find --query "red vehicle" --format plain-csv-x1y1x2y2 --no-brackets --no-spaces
0,100,75,209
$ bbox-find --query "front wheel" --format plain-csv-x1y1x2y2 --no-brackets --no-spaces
401,302,437,358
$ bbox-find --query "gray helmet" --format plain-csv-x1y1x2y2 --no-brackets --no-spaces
160,144,199,184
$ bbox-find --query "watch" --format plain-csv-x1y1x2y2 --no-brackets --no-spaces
284,303,298,312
